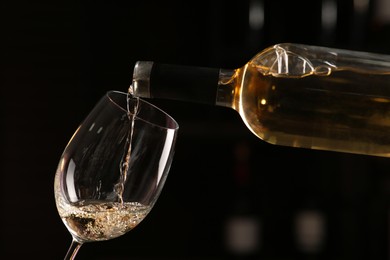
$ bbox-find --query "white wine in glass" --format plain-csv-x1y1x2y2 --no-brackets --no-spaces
54,90,179,259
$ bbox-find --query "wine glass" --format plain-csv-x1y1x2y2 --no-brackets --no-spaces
54,90,179,259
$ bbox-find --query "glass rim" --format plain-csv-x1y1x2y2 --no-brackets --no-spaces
106,90,179,130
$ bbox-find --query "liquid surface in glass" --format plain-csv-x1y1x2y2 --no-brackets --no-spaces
58,200,150,242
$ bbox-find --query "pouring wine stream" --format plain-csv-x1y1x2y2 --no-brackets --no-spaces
116,86,140,205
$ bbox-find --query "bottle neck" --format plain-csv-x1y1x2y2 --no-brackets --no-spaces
216,68,238,109
131,61,222,105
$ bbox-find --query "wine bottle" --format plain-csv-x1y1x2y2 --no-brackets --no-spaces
130,43,390,157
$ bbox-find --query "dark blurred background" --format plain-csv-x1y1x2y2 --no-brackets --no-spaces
2,0,390,259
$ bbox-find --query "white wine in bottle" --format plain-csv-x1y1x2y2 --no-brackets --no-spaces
130,43,390,157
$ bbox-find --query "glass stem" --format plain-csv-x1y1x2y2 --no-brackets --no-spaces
64,239,83,260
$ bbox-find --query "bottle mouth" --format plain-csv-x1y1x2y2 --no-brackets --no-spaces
130,61,154,98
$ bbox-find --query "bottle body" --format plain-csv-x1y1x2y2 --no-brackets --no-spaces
234,44,390,156
131,43,390,157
